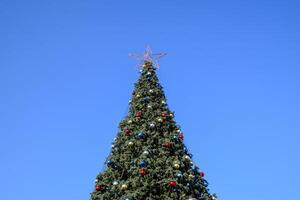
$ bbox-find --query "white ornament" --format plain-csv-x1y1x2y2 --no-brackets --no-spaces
128,120,132,124
162,100,166,104
113,181,118,185
136,94,140,97
143,150,149,155
139,69,143,73
94,179,98,183
176,129,181,133
158,118,163,122
149,89,154,93
150,123,155,128
147,105,152,109
184,155,190,160
111,144,115,148
147,72,151,75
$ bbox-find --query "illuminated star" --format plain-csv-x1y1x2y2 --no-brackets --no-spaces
129,45,167,69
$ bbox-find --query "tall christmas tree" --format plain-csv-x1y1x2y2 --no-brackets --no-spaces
91,47,216,200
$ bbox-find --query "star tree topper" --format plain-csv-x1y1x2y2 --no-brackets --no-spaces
129,45,167,69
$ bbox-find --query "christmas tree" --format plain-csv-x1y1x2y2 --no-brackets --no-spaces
91,47,217,200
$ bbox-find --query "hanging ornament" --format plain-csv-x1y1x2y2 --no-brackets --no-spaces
147,72,151,76
188,174,194,180
142,97,149,104
173,163,180,169
125,197,132,200
107,160,114,167
161,112,167,117
149,89,154,93
169,113,174,118
139,169,147,176
199,172,205,177
142,150,149,155
124,128,131,135
176,172,183,178
184,155,190,161
136,94,140,98
95,185,102,191
113,181,118,186
149,123,155,128
139,160,147,167
128,141,134,146
168,181,177,187
121,184,128,190
147,104,152,109
163,142,173,149
178,133,184,142
111,144,115,148
94,179,98,183
127,120,132,124
136,111,142,117
139,69,143,73
162,100,166,105
212,196,217,200
136,131,145,138
157,118,163,122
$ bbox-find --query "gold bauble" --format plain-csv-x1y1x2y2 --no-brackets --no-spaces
174,163,180,169
121,184,128,190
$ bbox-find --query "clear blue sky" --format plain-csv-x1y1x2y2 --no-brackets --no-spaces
1,0,300,199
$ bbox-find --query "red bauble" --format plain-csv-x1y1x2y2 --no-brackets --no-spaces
95,185,102,191
168,181,177,187
161,112,167,117
139,169,146,176
136,111,142,117
163,142,173,149
178,133,184,142
199,172,205,177
124,128,131,135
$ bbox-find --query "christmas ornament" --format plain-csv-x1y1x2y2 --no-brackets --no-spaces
169,113,174,118
107,160,113,166
212,196,217,200
95,185,102,191
199,172,205,177
147,72,151,75
161,112,167,117
147,104,152,109
124,128,131,135
113,181,118,185
142,150,149,155
157,118,163,122
94,179,98,183
149,123,155,128
121,184,128,190
139,160,146,167
149,89,154,93
128,141,134,146
176,172,183,177
163,142,173,149
136,111,142,117
136,94,140,98
142,97,149,104
168,181,177,187
125,197,132,200
188,174,194,180
136,131,145,138
173,163,180,169
127,120,132,124
184,155,190,160
139,169,146,176
178,133,184,142
162,100,166,104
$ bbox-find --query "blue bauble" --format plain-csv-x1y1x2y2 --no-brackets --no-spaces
137,131,145,138
176,172,183,178
107,160,113,166
139,160,146,167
